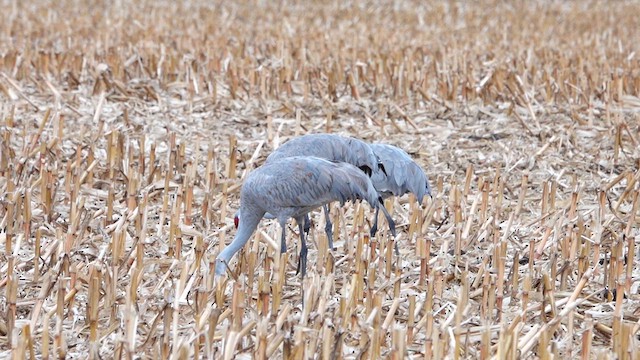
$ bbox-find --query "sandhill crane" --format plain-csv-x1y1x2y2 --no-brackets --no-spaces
215,156,394,279
265,133,382,176
263,133,394,249
369,143,432,237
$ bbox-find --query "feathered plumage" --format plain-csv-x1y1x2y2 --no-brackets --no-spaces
266,133,382,176
262,133,390,249
216,156,391,277
369,143,432,237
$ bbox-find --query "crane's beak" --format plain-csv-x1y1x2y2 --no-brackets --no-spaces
234,215,239,228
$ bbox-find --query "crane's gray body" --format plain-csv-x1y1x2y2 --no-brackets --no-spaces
263,133,392,249
265,133,380,176
246,156,380,218
215,156,387,277
369,143,432,236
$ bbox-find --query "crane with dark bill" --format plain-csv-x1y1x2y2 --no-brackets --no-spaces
216,156,394,283
262,133,396,249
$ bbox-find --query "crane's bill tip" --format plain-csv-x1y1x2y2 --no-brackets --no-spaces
215,258,237,282
214,273,224,285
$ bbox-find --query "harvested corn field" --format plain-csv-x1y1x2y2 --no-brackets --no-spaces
1,0,640,358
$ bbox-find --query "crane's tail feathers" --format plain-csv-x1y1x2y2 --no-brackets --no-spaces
378,163,388,176
358,165,373,177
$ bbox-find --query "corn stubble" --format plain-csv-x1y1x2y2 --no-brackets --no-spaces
1,0,640,358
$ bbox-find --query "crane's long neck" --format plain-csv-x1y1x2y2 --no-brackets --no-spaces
215,208,263,275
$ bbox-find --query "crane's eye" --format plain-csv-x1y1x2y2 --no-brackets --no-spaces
234,215,239,228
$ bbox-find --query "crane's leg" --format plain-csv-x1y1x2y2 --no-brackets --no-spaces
295,217,308,278
303,214,311,235
279,219,287,254
295,217,308,307
370,206,380,238
377,203,399,256
323,204,334,250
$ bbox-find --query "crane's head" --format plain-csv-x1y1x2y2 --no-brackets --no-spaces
233,210,240,229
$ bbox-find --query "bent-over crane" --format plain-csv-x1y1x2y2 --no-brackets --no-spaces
263,133,395,249
216,156,394,280
369,143,432,238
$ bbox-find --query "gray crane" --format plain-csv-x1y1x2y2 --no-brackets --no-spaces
369,143,432,237
263,133,396,249
215,156,394,279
